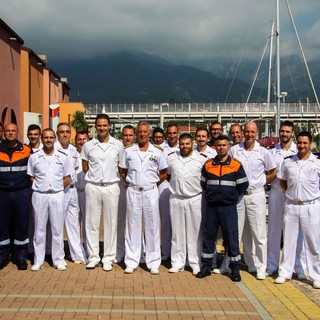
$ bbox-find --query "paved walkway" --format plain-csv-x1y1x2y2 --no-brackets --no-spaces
0,247,319,320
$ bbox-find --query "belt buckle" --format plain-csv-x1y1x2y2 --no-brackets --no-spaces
47,190,53,194
100,183,107,187
139,187,144,191
297,200,304,205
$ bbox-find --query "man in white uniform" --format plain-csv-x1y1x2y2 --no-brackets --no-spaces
275,131,320,289
229,123,244,145
75,131,89,258
230,121,276,280
115,125,136,263
159,123,180,261
28,128,72,271
120,121,167,275
267,120,305,278
167,133,207,275
152,127,166,148
193,127,217,158
56,122,86,264
81,114,123,271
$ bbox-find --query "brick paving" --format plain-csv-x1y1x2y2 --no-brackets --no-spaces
0,246,319,319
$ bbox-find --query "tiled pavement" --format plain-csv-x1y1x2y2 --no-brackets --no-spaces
0,249,319,320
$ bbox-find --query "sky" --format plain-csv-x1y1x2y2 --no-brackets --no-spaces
1,0,320,65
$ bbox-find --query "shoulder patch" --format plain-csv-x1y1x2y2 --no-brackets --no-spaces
284,155,293,160
58,149,67,156
154,144,164,151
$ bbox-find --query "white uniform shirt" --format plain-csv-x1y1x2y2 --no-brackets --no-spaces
55,141,78,184
230,140,276,190
27,149,72,192
120,143,167,186
81,136,124,183
167,151,207,197
163,141,180,159
193,145,217,159
270,141,297,191
278,152,320,202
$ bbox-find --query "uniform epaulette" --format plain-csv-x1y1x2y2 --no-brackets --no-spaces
168,151,175,156
58,149,67,156
200,153,208,158
33,149,40,154
153,144,164,151
284,155,293,160
124,144,134,149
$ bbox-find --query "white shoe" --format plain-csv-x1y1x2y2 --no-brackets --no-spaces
297,273,307,280
192,267,201,276
313,280,320,289
169,267,184,273
212,266,231,274
256,272,266,280
64,260,68,267
74,260,86,265
56,264,67,271
86,261,99,270
124,266,135,274
31,264,43,272
103,262,113,272
151,268,159,275
275,276,287,284
266,269,276,277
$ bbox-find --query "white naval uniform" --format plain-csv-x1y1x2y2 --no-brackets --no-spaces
81,136,124,265
267,142,306,274
193,145,217,158
27,149,72,267
76,151,87,257
230,141,276,274
167,150,207,273
159,141,180,259
120,143,167,270
277,153,320,281
55,141,86,262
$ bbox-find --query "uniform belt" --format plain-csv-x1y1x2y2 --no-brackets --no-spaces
69,184,75,189
129,185,156,191
244,187,264,195
35,190,60,194
289,198,320,205
88,181,115,187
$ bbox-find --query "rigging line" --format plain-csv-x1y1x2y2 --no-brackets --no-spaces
223,9,258,104
285,0,320,112
283,56,299,101
245,34,270,105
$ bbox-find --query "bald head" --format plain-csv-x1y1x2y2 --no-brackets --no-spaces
244,121,258,148
4,123,18,145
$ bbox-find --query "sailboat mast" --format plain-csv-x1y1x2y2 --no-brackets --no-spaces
275,0,281,134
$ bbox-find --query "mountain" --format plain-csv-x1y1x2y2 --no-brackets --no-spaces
50,51,264,104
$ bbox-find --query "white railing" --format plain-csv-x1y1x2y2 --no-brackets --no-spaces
83,102,319,115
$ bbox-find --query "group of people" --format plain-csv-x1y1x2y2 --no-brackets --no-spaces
0,116,319,289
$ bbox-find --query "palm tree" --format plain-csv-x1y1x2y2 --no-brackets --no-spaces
70,110,88,133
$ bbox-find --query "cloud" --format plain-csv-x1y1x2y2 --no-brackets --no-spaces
1,0,320,63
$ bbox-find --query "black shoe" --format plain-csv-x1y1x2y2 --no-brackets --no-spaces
0,260,8,270
196,268,211,279
231,272,241,282
16,260,28,270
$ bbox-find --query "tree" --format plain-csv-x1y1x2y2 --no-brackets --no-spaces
70,110,88,133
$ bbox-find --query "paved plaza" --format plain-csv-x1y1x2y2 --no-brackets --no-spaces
0,244,319,320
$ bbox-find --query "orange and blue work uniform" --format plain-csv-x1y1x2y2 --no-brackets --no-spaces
200,155,248,273
0,141,31,263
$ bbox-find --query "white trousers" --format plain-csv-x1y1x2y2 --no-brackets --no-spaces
279,201,320,281
267,187,306,273
240,189,267,272
125,186,161,270
32,191,65,267
158,180,172,258
64,187,86,261
77,189,87,257
85,182,120,264
170,193,202,272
